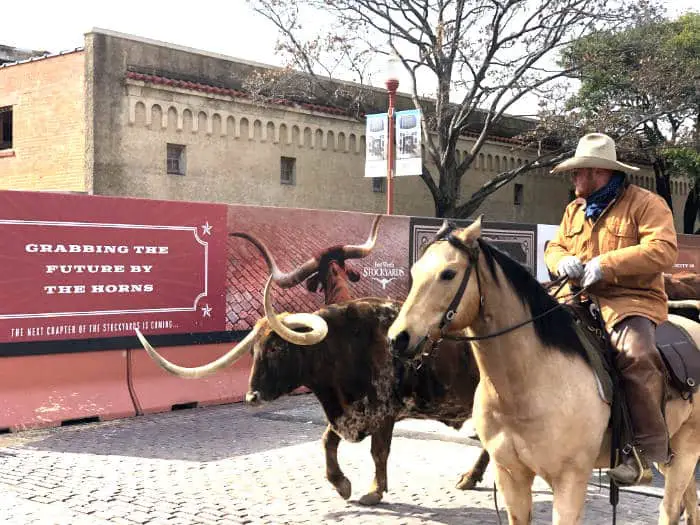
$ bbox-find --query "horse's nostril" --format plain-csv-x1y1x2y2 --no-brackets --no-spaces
389,331,410,355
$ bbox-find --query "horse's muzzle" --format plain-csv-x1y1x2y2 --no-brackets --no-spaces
388,331,413,358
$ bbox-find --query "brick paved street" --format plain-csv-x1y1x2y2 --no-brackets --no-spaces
0,393,695,524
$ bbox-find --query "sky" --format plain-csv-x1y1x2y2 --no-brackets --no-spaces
3,1,284,65
2,0,698,116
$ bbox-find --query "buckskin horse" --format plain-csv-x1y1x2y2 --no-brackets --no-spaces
387,217,700,525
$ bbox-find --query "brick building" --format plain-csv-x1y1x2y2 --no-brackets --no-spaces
0,49,86,191
0,28,691,227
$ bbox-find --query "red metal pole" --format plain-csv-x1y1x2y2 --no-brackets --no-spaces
385,79,398,215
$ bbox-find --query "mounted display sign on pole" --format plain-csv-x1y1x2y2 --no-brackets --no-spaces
364,113,388,178
395,109,422,177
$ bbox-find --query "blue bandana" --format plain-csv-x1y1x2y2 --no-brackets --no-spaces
585,173,625,221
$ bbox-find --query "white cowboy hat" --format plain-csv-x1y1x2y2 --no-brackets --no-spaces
550,133,640,174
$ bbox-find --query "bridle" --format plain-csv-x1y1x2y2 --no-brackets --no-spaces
401,223,587,359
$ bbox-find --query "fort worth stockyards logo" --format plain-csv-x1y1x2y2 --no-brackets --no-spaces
363,261,406,290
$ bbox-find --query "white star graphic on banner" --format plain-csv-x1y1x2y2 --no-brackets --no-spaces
201,221,213,235
201,304,212,317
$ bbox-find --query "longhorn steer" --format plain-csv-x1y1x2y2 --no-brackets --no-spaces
664,271,700,300
136,279,482,505
664,272,700,319
230,217,489,499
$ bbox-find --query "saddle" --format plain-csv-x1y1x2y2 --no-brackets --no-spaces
656,321,700,398
566,299,700,404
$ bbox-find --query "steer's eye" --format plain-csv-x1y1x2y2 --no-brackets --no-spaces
440,269,457,281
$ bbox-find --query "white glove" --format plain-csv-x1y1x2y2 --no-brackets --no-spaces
581,256,603,288
557,256,584,279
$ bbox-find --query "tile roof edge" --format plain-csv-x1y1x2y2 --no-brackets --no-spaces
126,71,354,118
125,72,529,145
0,48,84,69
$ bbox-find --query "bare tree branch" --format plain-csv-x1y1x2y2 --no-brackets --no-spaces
246,0,661,217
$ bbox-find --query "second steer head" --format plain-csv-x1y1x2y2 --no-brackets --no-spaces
230,214,382,305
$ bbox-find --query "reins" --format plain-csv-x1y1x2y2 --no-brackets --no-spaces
441,279,588,342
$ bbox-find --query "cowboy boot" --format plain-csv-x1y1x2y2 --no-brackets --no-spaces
607,317,670,486
608,445,654,486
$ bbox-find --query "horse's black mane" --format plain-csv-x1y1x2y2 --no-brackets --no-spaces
476,238,588,361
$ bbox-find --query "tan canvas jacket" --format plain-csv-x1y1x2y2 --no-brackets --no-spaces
544,182,678,331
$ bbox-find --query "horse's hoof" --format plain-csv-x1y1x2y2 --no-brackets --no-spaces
455,472,479,490
333,478,352,500
358,492,383,506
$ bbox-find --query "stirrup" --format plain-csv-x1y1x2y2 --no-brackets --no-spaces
628,446,653,485
609,445,653,486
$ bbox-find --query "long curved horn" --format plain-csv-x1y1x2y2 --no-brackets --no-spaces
134,326,258,379
262,276,328,345
341,214,383,259
230,232,320,288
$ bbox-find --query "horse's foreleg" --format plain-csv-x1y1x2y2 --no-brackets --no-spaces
551,470,590,525
456,449,490,490
494,462,535,524
682,468,698,525
658,453,698,525
322,425,351,500
359,418,395,506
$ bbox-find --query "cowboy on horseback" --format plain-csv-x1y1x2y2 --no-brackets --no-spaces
544,133,678,486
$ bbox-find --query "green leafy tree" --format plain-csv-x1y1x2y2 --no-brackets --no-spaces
667,147,700,232
545,12,699,227
246,0,656,218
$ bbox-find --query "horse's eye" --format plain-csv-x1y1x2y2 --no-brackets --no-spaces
440,269,457,281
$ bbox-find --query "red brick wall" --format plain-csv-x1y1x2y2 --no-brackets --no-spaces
0,51,87,192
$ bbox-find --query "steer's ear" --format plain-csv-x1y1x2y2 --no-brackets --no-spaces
306,274,321,293
347,267,361,282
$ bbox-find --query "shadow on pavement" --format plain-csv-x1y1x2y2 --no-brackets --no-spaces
589,465,699,499
323,500,555,524
0,398,328,462
5,393,484,462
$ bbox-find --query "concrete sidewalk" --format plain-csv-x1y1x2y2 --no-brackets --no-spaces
0,393,693,524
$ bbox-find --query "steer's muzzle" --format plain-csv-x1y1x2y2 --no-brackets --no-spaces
388,331,412,358
245,391,261,405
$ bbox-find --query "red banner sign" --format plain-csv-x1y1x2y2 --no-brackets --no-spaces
0,191,227,343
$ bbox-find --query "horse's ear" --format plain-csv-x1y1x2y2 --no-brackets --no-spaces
435,219,452,239
473,214,484,232
458,214,483,243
